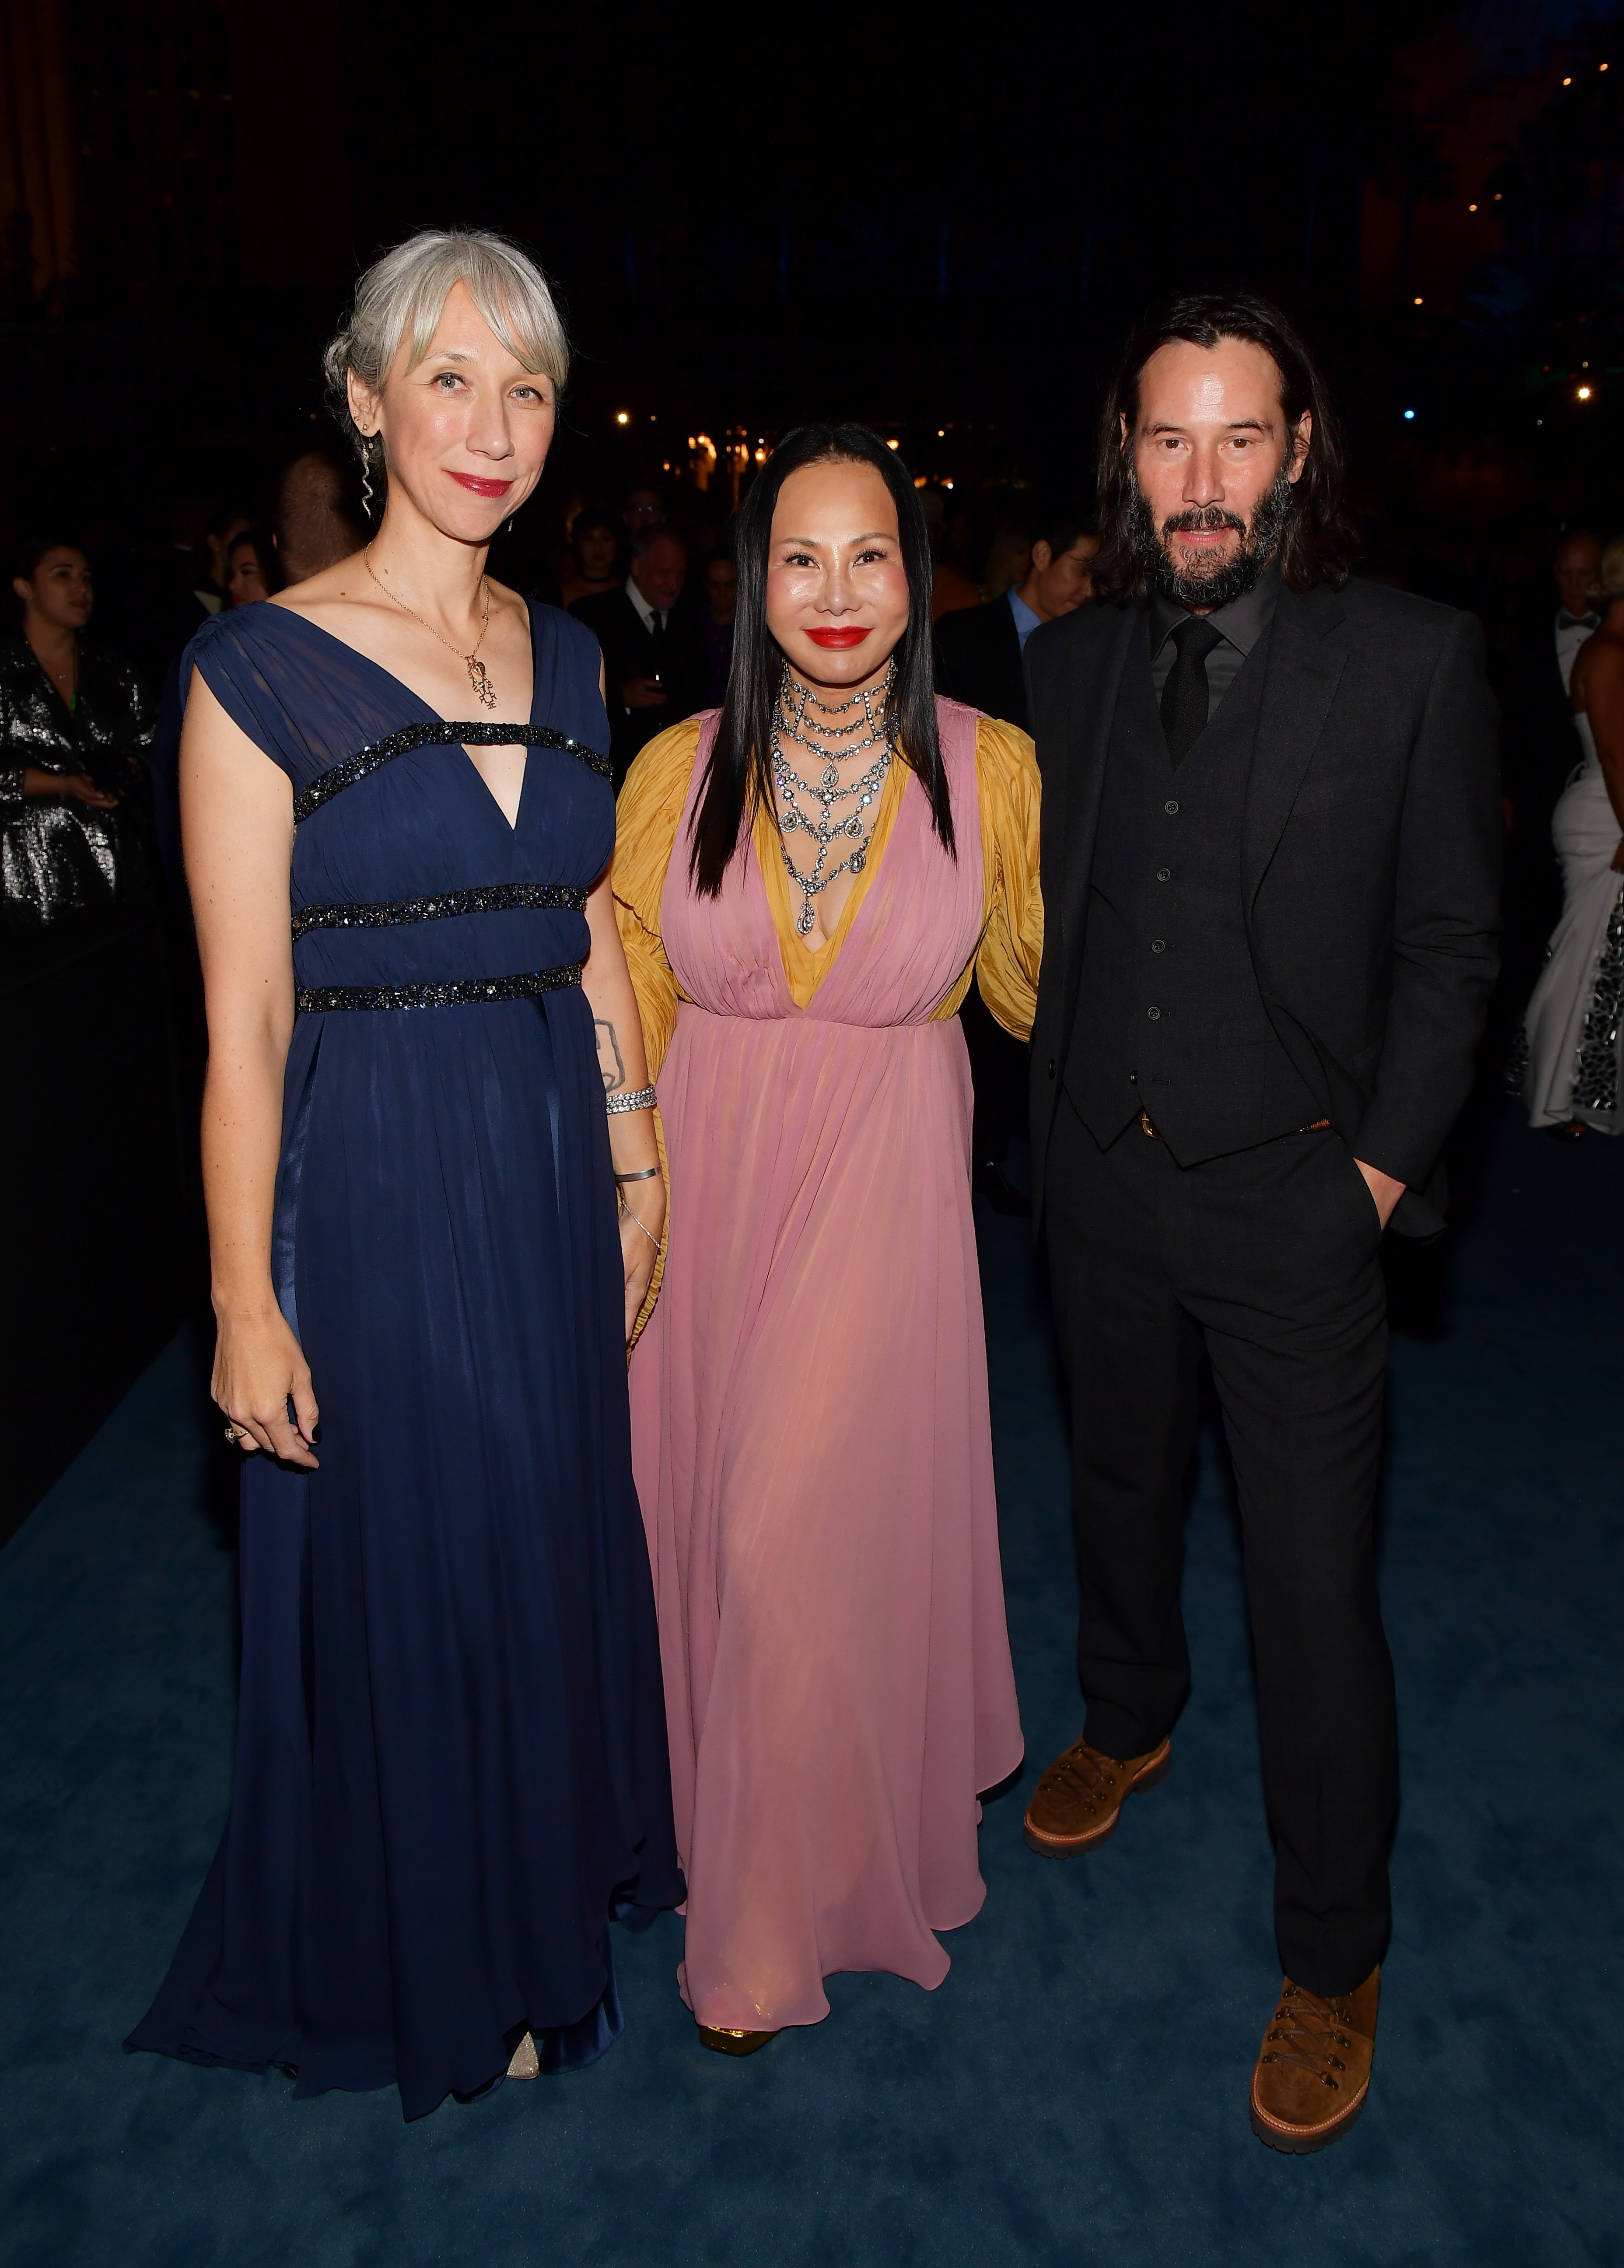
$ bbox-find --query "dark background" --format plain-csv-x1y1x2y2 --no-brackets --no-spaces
2,0,1622,1526
4,0,1624,603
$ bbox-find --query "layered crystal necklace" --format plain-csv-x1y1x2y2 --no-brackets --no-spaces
770,662,897,938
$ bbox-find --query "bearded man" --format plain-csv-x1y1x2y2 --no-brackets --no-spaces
1022,294,1500,2152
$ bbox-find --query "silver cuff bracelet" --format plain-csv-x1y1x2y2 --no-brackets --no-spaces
605,1084,657,1115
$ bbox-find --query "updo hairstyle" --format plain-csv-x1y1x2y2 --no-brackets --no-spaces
322,228,570,483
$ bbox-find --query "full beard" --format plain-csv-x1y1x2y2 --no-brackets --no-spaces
1128,465,1296,609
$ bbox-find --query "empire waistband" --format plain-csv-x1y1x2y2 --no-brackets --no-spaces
291,880,587,942
294,963,584,1014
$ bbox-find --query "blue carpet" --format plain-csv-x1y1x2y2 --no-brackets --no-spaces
3,1097,1620,2267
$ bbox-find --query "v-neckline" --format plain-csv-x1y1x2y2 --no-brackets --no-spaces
27,648,80,738
754,754,909,1007
270,600,539,832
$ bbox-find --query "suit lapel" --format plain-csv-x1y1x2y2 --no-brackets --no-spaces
1056,606,1137,1041
1242,584,1348,905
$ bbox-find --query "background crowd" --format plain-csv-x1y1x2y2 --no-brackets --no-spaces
2,440,1610,1059
0,5,1618,2249
1,416,1612,1536
7,450,1609,934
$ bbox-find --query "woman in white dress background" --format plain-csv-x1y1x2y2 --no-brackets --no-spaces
1519,535,1624,1137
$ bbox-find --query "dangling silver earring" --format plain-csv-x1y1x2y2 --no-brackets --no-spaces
507,516,515,535
361,435,379,519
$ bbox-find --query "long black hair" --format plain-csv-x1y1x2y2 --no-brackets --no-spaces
687,422,952,897
1092,290,1357,606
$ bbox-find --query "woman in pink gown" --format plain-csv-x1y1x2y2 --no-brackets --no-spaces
612,427,1041,2051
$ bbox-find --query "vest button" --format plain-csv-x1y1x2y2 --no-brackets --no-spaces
1157,867,1171,882
1152,938,1166,952
1164,800,1180,815
1147,1005,1162,1020
1046,1057,1056,1078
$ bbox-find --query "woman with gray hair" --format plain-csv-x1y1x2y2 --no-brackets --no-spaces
127,229,680,2118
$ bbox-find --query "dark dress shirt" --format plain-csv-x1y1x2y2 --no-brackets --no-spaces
1148,565,1281,724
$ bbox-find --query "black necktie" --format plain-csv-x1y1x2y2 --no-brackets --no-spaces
1160,615,1224,766
648,611,668,677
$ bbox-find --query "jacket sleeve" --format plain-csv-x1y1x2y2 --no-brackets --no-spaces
973,717,1044,1040
0,685,22,813
1351,608,1503,1195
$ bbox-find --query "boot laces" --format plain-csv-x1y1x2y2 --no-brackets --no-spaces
1040,1740,1121,1816
1257,1983,1357,2091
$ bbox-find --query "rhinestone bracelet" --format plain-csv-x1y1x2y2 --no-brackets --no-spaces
605,1085,657,1115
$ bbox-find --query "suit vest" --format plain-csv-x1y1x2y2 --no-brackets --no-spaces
1065,615,1318,1163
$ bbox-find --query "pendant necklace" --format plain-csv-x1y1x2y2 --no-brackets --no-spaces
363,546,497,708
770,662,896,937
32,634,77,710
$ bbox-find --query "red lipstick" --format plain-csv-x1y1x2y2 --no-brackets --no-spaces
449,473,514,497
805,627,872,649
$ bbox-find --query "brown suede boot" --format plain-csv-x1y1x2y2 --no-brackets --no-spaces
1250,1968,1379,2153
698,2024,777,2058
1021,1733,1172,1857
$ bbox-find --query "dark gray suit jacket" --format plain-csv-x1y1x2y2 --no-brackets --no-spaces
934,594,1028,731
1024,578,1502,1238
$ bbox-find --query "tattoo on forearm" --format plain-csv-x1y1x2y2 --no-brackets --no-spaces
596,1018,626,1093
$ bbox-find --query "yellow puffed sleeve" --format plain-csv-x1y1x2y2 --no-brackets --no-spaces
973,715,1044,1041
611,718,704,1077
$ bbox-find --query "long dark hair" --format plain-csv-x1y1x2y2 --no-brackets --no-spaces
687,422,952,897
1092,290,1357,606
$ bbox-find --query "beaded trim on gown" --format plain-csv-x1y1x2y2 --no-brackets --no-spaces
126,600,681,2119
1516,713,1624,1133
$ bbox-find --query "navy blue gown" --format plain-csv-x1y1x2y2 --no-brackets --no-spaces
128,601,681,2120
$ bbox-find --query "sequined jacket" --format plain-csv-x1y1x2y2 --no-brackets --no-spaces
0,634,153,936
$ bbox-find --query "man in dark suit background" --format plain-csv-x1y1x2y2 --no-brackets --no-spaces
1022,293,1500,2152
571,524,707,786
934,504,1099,732
935,506,1099,1211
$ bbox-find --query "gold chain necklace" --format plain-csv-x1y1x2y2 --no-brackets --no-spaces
31,634,77,706
363,546,497,709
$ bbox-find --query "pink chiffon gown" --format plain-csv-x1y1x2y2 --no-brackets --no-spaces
616,697,1038,2033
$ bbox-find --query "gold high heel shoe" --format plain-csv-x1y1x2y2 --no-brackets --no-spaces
507,2030,540,2079
697,2022,778,2057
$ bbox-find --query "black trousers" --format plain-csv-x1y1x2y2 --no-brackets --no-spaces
1045,1095,1398,1995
